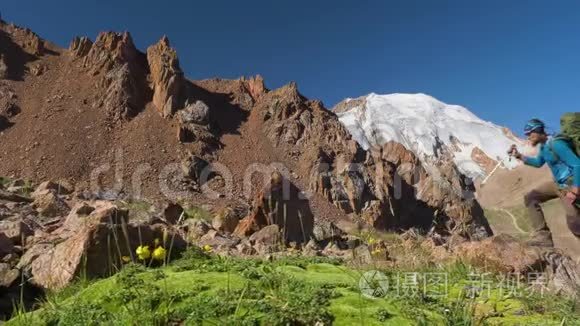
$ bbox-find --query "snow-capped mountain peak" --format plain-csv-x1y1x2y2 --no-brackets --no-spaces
334,93,525,179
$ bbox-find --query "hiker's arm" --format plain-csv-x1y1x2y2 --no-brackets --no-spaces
521,153,545,167
553,141,580,188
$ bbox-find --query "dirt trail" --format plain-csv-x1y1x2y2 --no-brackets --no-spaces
478,165,580,260
499,208,526,234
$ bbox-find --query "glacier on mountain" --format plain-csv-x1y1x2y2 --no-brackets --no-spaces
335,93,525,179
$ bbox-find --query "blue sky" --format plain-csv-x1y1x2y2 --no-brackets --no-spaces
2,0,579,134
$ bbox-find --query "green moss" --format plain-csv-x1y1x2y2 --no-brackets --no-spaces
7,254,579,325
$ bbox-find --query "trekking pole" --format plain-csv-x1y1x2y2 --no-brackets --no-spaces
480,159,504,187
481,146,518,187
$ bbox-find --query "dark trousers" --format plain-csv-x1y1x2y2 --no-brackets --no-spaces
524,181,580,236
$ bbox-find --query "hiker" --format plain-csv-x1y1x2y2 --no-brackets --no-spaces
509,117,580,247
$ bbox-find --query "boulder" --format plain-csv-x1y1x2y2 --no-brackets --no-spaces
177,123,215,144
20,205,185,290
543,251,580,297
235,239,256,255
62,201,122,231
302,239,321,256
32,189,70,217
184,219,211,240
312,222,345,242
352,244,373,265
16,243,52,270
33,180,73,196
233,171,314,243
0,220,32,245
178,100,210,126
198,230,239,249
0,263,19,287
249,225,281,246
212,207,239,233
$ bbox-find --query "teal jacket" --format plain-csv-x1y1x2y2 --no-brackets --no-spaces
523,139,580,188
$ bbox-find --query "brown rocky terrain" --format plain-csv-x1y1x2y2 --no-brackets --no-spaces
0,18,491,241
1,19,579,321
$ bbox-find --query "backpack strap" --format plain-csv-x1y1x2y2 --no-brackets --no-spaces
549,135,576,163
548,138,561,162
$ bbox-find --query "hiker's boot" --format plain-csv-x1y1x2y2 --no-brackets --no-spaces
525,230,554,248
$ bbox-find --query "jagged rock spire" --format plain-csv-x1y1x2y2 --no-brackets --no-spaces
146,35,185,118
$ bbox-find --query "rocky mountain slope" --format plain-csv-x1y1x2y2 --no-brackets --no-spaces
0,19,491,240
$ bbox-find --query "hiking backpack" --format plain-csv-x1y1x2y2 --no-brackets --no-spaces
549,112,580,159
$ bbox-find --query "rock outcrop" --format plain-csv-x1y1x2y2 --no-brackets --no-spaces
177,100,216,144
0,22,44,56
68,36,92,58
19,200,186,290
69,32,148,120
234,171,314,243
147,36,185,118
253,82,491,239
241,75,266,102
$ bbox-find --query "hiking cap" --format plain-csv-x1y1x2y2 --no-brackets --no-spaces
524,119,545,135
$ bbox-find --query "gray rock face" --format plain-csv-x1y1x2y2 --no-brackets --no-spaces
179,100,210,126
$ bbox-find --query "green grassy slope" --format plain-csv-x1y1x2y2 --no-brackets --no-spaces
7,251,579,326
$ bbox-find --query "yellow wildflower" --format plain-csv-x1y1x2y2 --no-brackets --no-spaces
202,244,213,253
136,245,151,260
152,246,167,261
368,238,376,245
